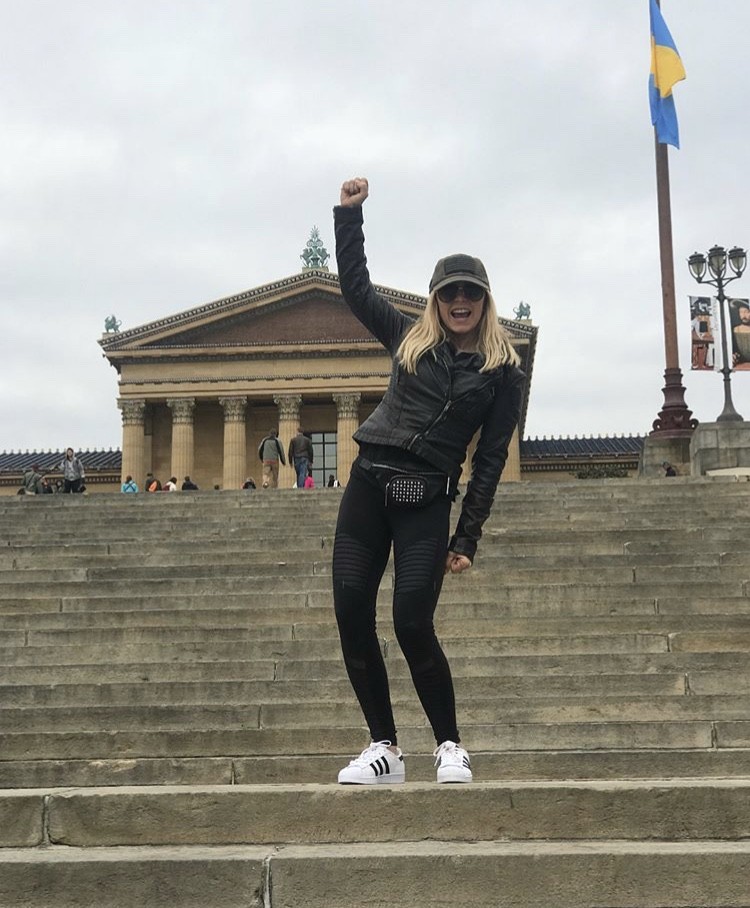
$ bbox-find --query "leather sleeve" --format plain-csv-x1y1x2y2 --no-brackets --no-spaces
334,205,411,353
449,367,526,562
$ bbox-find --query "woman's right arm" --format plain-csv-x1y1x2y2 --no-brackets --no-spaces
335,178,410,351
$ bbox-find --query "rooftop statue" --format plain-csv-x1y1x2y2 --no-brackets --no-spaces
300,226,330,271
104,315,121,333
513,301,531,320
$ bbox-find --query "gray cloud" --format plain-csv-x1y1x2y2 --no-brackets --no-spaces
2,0,748,450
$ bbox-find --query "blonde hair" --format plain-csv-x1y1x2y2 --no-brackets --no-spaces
397,290,520,374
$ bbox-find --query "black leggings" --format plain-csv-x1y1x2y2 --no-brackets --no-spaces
332,461,459,747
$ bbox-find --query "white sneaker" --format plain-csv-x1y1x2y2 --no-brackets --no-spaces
434,740,472,783
337,741,405,785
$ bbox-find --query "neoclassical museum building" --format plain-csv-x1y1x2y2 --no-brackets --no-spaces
0,234,646,493
98,233,539,492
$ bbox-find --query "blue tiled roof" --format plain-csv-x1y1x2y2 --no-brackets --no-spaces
520,436,645,459
1,437,645,473
0,450,122,473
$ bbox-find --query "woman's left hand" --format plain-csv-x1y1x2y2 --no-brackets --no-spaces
445,551,472,574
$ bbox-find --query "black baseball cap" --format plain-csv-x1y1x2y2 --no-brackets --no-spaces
429,253,491,294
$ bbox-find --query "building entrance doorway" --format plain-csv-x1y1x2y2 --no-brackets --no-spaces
310,432,337,488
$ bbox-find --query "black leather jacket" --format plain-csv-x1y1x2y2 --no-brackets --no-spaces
334,204,525,561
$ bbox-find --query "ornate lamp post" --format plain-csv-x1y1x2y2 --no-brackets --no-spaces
687,245,747,422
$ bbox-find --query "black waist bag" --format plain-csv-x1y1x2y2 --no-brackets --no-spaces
356,457,453,509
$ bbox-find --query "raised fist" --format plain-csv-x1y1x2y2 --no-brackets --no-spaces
340,178,369,207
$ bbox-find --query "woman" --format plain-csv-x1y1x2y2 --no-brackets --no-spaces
333,178,525,785
121,475,139,493
59,448,85,494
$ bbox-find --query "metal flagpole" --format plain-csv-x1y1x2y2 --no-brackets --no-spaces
648,0,696,438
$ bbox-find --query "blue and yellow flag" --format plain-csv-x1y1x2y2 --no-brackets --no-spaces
649,0,686,148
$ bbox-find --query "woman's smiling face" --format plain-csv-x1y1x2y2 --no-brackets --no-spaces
435,282,486,342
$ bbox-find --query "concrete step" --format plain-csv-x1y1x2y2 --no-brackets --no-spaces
0,575,337,598
6,486,744,508
5,495,744,523
2,592,747,622
0,577,746,603
4,542,748,569
4,780,750,847
0,600,650,627
0,845,264,908
0,672,690,706
0,721,717,761
0,633,677,666
2,514,741,537
6,670,750,712
1,840,750,908
4,613,750,645
3,695,750,734
2,651,748,686
8,592,750,620
5,522,745,548
5,747,750,789
0,602,667,630
482,525,744,547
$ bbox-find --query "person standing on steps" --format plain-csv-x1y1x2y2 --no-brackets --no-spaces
144,472,161,492
332,177,525,785
288,428,314,489
121,475,139,493
258,429,286,489
22,464,45,495
59,448,85,494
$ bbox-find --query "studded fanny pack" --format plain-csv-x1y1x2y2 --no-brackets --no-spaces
356,457,453,509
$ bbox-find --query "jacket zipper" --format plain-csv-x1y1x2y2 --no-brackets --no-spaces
408,360,494,451
407,355,453,451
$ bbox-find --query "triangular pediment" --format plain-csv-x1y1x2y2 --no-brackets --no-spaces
149,291,377,347
99,270,427,353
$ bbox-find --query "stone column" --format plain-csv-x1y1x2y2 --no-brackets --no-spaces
220,396,248,491
464,426,521,483
274,394,302,489
333,392,361,485
117,399,146,485
167,398,196,486
501,428,521,482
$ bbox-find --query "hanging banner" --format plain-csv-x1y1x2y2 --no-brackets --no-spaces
729,298,750,371
689,296,718,371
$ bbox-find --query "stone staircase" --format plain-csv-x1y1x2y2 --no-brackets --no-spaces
1,478,750,907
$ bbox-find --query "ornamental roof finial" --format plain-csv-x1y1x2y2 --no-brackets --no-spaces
300,226,330,272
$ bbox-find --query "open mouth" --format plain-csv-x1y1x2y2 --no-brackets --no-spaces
450,308,472,320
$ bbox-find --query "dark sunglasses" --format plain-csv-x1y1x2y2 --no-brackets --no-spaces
436,282,485,304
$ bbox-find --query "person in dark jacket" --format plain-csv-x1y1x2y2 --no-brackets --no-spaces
258,429,286,489
333,177,525,786
288,429,314,488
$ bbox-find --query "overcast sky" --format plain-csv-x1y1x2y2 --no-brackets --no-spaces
2,0,749,453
